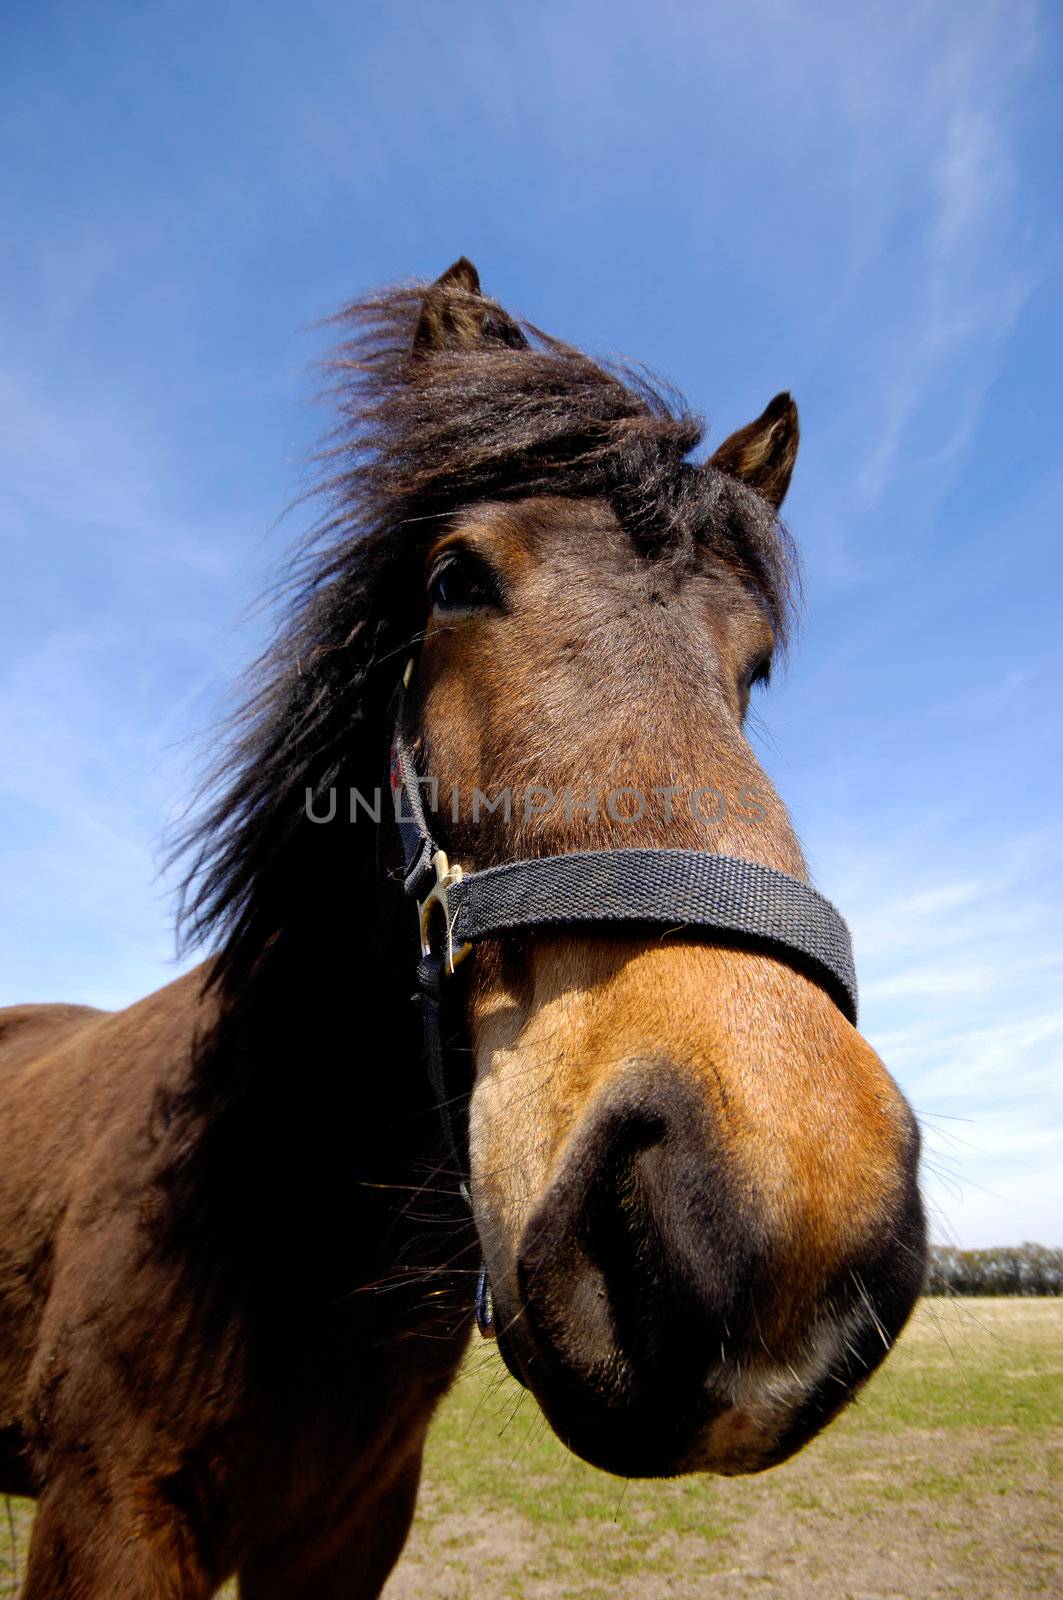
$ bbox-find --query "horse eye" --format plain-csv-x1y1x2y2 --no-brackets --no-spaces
740,655,773,719
428,551,500,613
747,654,772,691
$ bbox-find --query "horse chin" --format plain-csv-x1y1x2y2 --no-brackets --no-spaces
487,1294,858,1480
488,1305,724,1479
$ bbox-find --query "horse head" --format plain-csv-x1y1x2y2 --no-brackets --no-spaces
395,260,925,1478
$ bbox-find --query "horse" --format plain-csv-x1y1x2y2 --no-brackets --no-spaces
0,259,926,1598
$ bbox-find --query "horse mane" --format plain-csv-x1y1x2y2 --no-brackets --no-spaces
174,271,797,996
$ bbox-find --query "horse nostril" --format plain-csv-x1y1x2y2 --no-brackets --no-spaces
579,1115,667,1281
516,1067,755,1395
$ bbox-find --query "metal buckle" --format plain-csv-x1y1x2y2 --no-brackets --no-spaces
417,850,473,975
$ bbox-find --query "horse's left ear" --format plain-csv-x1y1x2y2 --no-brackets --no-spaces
708,392,799,511
412,257,528,354
413,258,485,352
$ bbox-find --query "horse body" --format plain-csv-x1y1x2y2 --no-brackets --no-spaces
0,259,926,1595
0,967,472,1594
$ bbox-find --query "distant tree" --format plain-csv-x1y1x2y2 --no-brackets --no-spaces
924,1243,1063,1295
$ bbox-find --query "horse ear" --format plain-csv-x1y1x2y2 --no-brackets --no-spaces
413,258,487,353
412,258,527,354
708,393,799,511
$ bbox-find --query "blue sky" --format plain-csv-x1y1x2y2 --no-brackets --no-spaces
2,0,1060,1247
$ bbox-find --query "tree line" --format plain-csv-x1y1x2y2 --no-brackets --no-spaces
925,1242,1063,1296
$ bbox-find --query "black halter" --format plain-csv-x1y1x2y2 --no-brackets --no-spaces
389,662,858,1326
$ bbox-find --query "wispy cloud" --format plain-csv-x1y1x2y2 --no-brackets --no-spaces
0,361,281,1007
850,5,1040,504
801,828,1063,1248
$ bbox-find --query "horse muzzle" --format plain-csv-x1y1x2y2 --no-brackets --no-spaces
487,1059,925,1479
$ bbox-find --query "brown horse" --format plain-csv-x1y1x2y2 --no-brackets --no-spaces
0,260,925,1597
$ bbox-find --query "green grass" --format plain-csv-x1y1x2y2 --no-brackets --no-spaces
379,1296,1062,1597
3,1298,1061,1597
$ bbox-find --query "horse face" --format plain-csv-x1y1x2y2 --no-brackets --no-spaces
412,491,925,1479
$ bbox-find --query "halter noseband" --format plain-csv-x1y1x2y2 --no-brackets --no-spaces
391,662,857,1020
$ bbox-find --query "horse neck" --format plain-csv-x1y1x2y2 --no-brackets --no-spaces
180,846,455,1264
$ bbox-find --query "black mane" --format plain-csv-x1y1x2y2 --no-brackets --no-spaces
175,272,796,992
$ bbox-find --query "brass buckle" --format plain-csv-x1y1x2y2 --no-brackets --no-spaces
418,850,473,975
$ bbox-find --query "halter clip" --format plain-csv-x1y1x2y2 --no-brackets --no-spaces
417,850,473,975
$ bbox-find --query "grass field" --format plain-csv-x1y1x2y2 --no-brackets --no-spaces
3,1298,1060,1597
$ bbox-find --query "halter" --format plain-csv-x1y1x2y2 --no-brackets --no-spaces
389,662,858,1332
